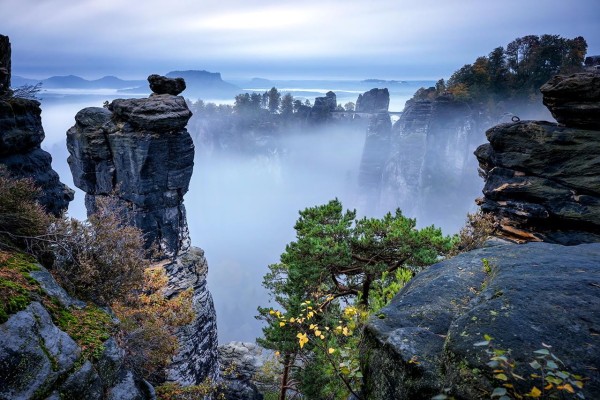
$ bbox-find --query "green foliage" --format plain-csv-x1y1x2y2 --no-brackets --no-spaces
46,301,115,361
474,336,586,399
155,381,225,400
0,251,40,323
411,34,588,117
257,199,455,399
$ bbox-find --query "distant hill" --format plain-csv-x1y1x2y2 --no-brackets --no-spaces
165,70,241,99
11,71,241,100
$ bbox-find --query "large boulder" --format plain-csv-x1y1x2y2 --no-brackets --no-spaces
0,261,153,400
362,241,600,400
108,95,192,133
475,122,600,244
356,88,390,113
148,74,186,96
540,72,600,129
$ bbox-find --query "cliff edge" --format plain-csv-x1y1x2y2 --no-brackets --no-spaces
362,72,600,399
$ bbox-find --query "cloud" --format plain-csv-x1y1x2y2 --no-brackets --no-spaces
2,0,599,79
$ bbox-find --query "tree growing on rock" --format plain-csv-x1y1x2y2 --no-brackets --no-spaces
257,199,455,399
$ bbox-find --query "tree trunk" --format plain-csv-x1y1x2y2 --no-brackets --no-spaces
360,276,372,306
279,352,291,400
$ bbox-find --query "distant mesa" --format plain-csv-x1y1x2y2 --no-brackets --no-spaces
148,74,186,96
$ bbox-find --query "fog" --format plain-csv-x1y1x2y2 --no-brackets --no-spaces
39,92,487,344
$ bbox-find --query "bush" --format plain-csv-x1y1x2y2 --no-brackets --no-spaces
113,265,194,384
449,211,497,256
0,170,51,252
48,195,148,306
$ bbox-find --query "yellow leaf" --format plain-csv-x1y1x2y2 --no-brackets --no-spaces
275,351,280,357
289,317,295,323
562,383,575,394
528,386,542,398
320,335,325,339
328,348,335,354
269,310,275,315
279,322,285,327
544,383,553,390
575,381,584,389
315,330,322,336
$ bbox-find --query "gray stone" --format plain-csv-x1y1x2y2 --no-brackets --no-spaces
540,72,600,129
0,302,80,400
29,264,86,309
362,242,600,400
108,95,192,133
164,247,219,385
475,120,600,244
68,99,194,256
96,338,125,386
148,74,186,96
356,88,390,113
0,35,10,95
59,361,104,400
108,370,155,400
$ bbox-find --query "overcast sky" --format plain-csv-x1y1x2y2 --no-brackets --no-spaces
2,0,599,81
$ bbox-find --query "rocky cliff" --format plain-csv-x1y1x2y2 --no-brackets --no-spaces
362,72,600,399
379,95,483,229
0,35,73,216
476,72,600,244
0,257,155,400
66,76,219,385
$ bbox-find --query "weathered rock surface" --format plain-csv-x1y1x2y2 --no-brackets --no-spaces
0,34,10,95
540,72,600,129
219,341,278,400
67,81,220,389
362,242,600,400
309,91,337,122
378,96,483,228
163,247,219,385
0,43,73,215
356,88,390,113
67,100,194,256
357,113,392,212
0,264,153,400
476,74,600,245
148,74,186,96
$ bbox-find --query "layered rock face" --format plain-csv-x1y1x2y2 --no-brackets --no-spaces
308,91,337,122
476,72,600,244
378,96,482,228
67,95,193,256
356,88,390,113
0,36,73,215
362,73,600,399
0,264,154,400
66,77,219,385
0,34,10,95
362,241,600,399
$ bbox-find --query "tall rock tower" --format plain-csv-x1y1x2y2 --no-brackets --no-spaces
66,76,219,384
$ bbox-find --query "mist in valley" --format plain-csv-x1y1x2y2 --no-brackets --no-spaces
36,76,558,343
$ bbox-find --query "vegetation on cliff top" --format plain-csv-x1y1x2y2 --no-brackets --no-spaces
411,34,588,117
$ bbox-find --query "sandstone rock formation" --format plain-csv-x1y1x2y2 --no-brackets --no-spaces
67,99,193,256
148,74,186,96
308,91,337,122
0,263,154,400
0,34,10,95
362,241,600,399
0,36,73,215
540,72,600,129
377,96,483,228
218,342,270,400
476,72,600,244
356,88,390,113
67,78,219,386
